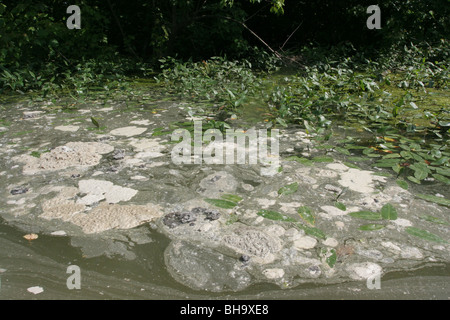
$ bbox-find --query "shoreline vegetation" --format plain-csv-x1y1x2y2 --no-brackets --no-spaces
0,1,448,184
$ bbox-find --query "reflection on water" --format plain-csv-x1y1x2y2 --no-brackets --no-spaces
1,217,449,300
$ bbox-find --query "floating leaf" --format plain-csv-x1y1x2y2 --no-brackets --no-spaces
405,227,447,243
396,179,409,190
343,162,361,169
312,156,334,163
336,147,351,155
30,151,41,158
220,194,243,203
347,156,369,162
298,206,315,225
335,202,347,211
348,211,382,220
359,224,385,231
373,159,400,168
257,210,296,222
411,164,429,180
380,203,398,220
432,174,450,185
284,156,313,166
415,194,450,207
204,199,237,209
90,116,100,129
430,156,449,166
326,249,337,268
407,176,421,184
297,224,327,240
435,167,450,177
419,215,450,226
278,182,299,196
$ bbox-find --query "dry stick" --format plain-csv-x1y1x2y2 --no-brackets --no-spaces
280,22,303,51
222,16,282,59
223,16,304,67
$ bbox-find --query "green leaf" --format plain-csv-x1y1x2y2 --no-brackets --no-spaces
336,147,351,155
326,249,337,268
220,194,243,203
285,156,313,166
335,202,347,211
348,211,382,220
435,167,450,177
359,224,385,231
430,157,449,166
278,182,298,196
373,159,400,168
405,227,447,244
415,194,450,207
407,176,421,184
419,215,450,226
312,156,334,163
396,179,409,190
298,206,315,225
343,162,361,169
347,156,369,162
204,199,238,209
411,165,429,180
297,224,327,240
257,210,296,222
380,203,398,220
432,174,450,185
90,117,100,129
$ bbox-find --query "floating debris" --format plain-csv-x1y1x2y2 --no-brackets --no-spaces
10,186,28,195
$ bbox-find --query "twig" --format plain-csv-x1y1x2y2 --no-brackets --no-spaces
280,22,303,51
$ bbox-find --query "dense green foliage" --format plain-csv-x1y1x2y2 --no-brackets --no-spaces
1,0,449,93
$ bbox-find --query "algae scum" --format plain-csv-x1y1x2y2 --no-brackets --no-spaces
0,87,449,299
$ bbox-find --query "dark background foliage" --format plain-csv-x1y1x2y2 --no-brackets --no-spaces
0,0,448,91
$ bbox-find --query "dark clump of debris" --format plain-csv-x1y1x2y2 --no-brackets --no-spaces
163,207,221,228
10,186,29,195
